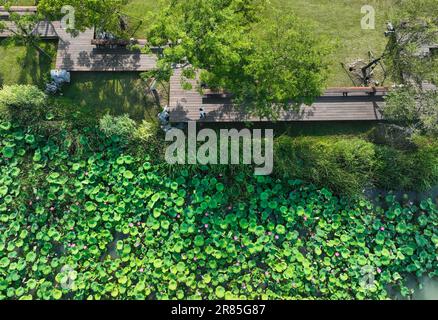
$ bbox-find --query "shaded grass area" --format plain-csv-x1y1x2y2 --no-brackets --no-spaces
0,39,56,88
57,72,158,121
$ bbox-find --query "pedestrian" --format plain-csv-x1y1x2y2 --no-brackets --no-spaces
200,108,206,119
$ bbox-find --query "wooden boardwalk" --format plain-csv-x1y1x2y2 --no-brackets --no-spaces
54,26,157,72
0,20,59,39
1,6,390,122
0,6,157,72
0,6,37,18
169,69,385,122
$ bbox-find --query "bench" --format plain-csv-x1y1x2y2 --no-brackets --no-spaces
325,87,388,96
91,39,130,49
202,89,233,99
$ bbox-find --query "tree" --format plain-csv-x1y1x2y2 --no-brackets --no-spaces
0,1,52,57
37,0,127,35
147,0,331,118
382,0,438,136
227,12,331,117
384,86,438,135
385,0,438,84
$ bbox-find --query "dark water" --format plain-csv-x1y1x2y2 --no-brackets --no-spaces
388,276,438,300
364,186,438,300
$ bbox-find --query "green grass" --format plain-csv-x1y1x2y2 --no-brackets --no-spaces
59,72,158,121
121,0,161,38
122,0,395,86
0,39,56,87
271,0,396,86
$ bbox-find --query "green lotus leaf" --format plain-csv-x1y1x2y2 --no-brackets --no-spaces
215,286,225,299
2,146,14,158
194,235,205,247
123,170,134,179
85,201,97,212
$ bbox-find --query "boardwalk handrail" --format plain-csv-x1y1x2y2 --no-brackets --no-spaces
325,87,388,93
0,6,37,13
325,86,388,96
201,87,389,99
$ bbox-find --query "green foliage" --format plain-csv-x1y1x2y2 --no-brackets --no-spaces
98,114,136,141
387,0,438,84
227,11,331,117
274,135,438,194
0,85,47,124
374,136,438,191
384,86,438,136
0,1,40,42
37,0,126,36
274,136,377,195
132,119,160,143
148,0,331,118
0,124,437,300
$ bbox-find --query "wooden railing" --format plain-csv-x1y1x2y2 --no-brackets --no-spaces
325,87,388,96
0,6,37,14
91,39,130,48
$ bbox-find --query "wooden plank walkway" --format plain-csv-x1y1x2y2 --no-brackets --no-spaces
54,26,157,71
0,6,37,18
0,6,157,72
0,20,59,39
169,69,385,122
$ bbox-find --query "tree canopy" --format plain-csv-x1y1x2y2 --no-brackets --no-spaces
147,0,331,118
386,0,438,84
0,2,41,43
37,0,126,35
383,0,438,135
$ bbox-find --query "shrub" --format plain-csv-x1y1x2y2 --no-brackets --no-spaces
99,113,136,141
133,119,160,142
274,135,438,194
0,85,47,124
375,136,438,191
274,136,376,195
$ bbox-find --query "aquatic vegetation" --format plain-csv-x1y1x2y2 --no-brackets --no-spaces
0,123,437,300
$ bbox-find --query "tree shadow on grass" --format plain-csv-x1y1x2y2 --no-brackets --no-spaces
61,72,160,122
16,40,57,87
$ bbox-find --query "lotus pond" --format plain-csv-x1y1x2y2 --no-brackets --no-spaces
0,122,437,300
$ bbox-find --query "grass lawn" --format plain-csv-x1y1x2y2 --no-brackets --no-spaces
59,72,158,121
0,39,56,87
122,0,395,86
272,0,396,86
